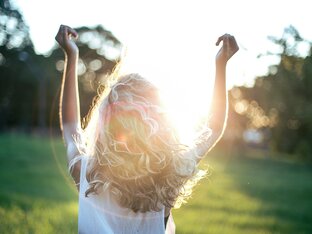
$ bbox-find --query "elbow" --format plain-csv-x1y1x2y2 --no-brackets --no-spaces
211,120,227,137
210,111,228,138
210,122,227,147
212,130,224,146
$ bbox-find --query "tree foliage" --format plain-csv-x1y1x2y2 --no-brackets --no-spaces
0,0,121,132
0,0,36,131
226,25,312,160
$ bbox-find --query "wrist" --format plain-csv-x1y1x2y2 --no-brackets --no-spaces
65,51,79,61
215,58,227,68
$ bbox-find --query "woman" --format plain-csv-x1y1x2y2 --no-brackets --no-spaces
55,24,238,233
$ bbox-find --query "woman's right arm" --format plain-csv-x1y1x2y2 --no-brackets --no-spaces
195,34,239,158
55,25,81,185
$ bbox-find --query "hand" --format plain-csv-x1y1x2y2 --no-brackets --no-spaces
215,34,239,65
55,25,79,57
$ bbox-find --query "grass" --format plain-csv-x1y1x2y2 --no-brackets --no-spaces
0,133,78,234
174,150,312,234
0,133,312,233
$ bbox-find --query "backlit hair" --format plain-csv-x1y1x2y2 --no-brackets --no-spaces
73,73,206,212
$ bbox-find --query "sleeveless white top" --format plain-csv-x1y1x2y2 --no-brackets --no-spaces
78,155,176,234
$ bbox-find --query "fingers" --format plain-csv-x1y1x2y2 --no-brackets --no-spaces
216,34,239,53
66,26,78,39
215,35,225,46
55,25,78,44
216,33,233,46
215,33,239,63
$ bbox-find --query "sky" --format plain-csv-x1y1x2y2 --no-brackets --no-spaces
11,0,312,143
12,0,312,86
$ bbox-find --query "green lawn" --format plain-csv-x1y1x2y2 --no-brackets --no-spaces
0,134,311,234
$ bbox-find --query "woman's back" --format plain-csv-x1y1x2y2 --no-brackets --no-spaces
78,155,175,234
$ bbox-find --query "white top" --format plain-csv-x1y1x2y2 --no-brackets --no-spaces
78,155,176,234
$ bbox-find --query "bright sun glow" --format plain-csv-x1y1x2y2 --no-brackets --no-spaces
118,48,215,146
161,89,211,146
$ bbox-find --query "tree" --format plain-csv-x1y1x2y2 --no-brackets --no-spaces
0,0,122,133
225,25,312,160
0,0,38,131
0,0,32,49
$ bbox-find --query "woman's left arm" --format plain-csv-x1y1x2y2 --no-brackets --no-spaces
55,25,82,184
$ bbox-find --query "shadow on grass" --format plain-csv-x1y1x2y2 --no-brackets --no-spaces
219,152,312,233
173,147,312,234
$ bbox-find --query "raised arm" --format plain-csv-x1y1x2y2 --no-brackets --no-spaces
196,34,239,157
55,25,81,184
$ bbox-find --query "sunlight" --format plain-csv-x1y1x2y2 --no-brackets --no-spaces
119,46,215,146
158,81,212,146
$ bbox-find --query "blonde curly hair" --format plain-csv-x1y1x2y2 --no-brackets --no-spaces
74,73,206,213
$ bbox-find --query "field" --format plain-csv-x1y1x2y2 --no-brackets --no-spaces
0,133,311,234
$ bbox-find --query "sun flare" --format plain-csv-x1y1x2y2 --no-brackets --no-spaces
118,44,215,146
159,85,212,146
